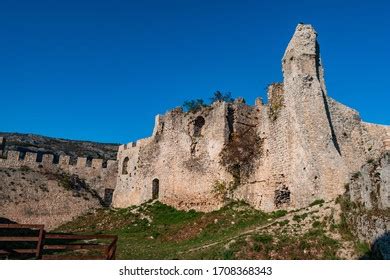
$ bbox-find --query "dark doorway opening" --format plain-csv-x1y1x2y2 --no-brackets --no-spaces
103,188,114,207
274,186,291,208
152,179,159,200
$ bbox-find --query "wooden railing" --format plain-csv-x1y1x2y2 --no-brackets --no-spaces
0,224,44,259
0,224,117,260
43,233,118,260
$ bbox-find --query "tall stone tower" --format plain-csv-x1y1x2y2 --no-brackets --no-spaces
280,24,348,205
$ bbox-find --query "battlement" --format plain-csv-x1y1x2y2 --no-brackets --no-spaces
0,149,116,171
119,141,138,152
0,137,118,198
119,137,155,153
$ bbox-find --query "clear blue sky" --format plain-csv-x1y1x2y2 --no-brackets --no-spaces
0,0,389,144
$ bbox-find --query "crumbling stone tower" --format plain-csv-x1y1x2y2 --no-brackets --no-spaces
274,24,349,206
113,24,390,212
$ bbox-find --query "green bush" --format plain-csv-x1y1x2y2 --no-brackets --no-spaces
271,210,288,218
253,234,273,244
183,92,235,113
223,249,235,260
210,91,234,103
182,99,207,113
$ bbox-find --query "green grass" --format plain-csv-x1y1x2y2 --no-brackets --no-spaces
355,242,371,256
253,234,273,244
270,210,288,219
242,229,340,260
309,199,325,207
312,221,322,228
55,201,277,260
54,200,360,260
278,220,289,226
293,213,309,223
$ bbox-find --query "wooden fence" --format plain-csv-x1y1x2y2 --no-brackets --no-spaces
0,224,117,260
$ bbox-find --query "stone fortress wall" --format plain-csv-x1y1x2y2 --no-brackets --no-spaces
113,24,390,212
0,137,118,198
1,24,388,214
113,104,233,212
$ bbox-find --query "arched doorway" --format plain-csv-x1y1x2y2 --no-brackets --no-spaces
152,179,159,200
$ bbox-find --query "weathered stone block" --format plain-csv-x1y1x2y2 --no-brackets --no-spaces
76,157,87,168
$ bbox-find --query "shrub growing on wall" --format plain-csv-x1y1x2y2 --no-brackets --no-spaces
182,99,207,113
210,91,234,103
182,91,234,113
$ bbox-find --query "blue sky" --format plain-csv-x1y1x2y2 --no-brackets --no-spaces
0,0,389,144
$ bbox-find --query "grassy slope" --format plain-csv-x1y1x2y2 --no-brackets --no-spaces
55,200,365,260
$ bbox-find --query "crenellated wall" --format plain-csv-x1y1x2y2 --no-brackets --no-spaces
0,148,118,198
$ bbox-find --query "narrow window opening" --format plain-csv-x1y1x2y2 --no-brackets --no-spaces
122,157,129,175
193,116,205,137
152,179,160,200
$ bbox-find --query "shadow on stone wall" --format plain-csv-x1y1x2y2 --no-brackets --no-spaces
0,217,17,224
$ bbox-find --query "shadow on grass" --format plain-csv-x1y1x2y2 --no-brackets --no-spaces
360,232,390,260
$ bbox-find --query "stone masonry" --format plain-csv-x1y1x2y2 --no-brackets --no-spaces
113,24,390,212
0,146,118,199
2,24,387,214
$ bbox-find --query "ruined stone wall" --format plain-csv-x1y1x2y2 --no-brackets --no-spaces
113,23,390,213
113,103,233,212
0,167,102,230
0,148,117,198
327,98,367,172
362,123,390,156
349,152,390,210
233,85,291,212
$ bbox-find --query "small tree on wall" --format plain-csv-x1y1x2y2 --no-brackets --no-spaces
182,99,207,113
182,91,234,113
210,91,234,103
